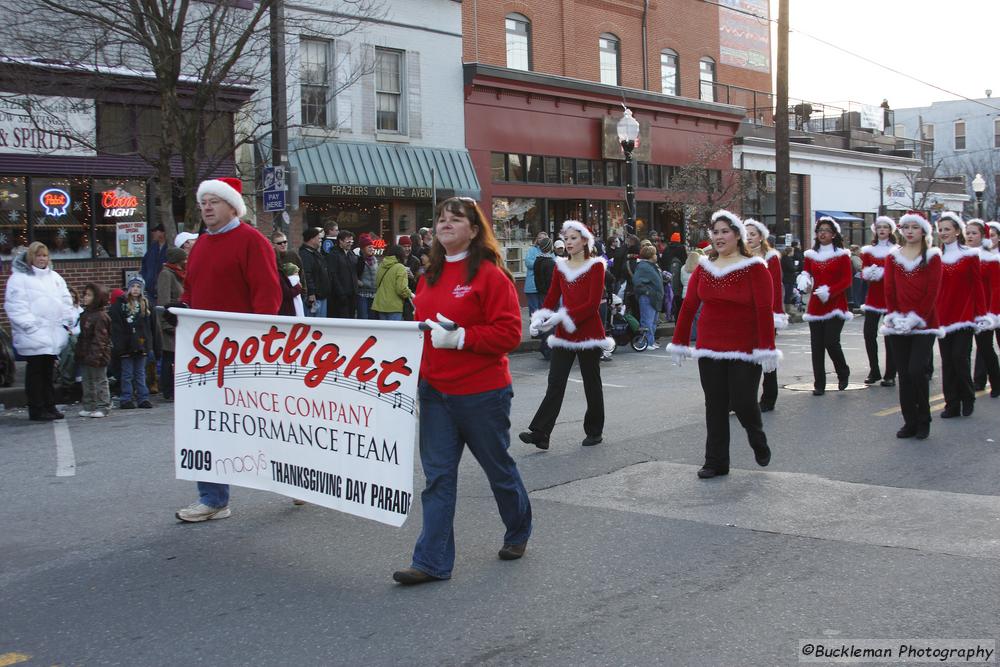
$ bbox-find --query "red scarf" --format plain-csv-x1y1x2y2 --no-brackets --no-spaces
164,262,186,282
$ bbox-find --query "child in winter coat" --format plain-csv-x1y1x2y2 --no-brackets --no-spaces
76,283,112,417
111,275,156,409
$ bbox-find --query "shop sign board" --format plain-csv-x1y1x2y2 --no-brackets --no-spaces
0,95,96,156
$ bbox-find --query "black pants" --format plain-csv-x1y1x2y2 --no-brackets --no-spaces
698,358,765,471
161,351,175,400
25,354,57,417
939,330,974,410
330,294,357,319
529,347,604,438
890,335,934,428
760,370,778,406
809,318,850,390
973,330,1000,389
863,311,895,380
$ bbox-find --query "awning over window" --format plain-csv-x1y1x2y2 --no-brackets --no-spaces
285,140,480,200
815,210,864,222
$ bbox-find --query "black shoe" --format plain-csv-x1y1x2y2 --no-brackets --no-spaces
697,466,728,479
752,443,771,467
962,400,974,417
880,378,896,387
581,435,603,447
864,373,882,385
138,400,153,409
914,423,930,440
759,401,775,413
29,412,56,422
896,424,917,438
498,542,527,560
46,409,65,420
518,430,549,450
940,407,960,419
838,376,849,391
991,387,1000,398
392,567,444,586
974,382,987,391
812,388,825,396
119,401,136,410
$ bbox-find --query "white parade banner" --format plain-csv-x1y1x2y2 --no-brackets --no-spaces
173,309,424,527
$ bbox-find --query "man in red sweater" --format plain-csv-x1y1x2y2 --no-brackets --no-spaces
175,177,282,523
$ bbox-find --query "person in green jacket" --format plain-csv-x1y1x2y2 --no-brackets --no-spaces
372,243,414,320
632,244,665,349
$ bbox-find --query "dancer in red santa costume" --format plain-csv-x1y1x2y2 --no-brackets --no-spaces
667,210,780,479
744,218,785,412
880,212,942,440
520,220,612,450
987,220,1000,354
934,211,990,418
860,216,899,387
964,219,1000,396
796,216,853,395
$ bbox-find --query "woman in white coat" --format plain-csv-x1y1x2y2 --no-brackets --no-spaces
4,242,76,421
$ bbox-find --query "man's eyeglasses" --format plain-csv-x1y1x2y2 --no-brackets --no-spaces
275,240,288,245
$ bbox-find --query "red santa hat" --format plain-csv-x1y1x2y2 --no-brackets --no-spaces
397,235,412,246
871,215,897,236
899,211,934,242
743,218,769,240
813,215,842,237
936,211,965,236
711,209,748,244
196,177,247,218
561,220,595,250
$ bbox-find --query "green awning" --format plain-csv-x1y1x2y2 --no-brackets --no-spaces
286,139,480,200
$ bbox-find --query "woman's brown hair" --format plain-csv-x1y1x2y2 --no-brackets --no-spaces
425,197,514,286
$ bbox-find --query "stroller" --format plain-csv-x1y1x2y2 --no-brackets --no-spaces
606,293,648,352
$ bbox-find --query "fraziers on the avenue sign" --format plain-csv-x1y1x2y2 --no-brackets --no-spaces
172,309,425,527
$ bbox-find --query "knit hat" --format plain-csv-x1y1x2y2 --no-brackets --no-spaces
871,215,897,236
936,211,965,236
398,235,411,246
165,246,187,264
358,233,373,248
174,231,198,248
813,215,842,237
899,211,934,242
711,209,748,245
743,218,769,240
561,220,595,250
538,237,554,253
126,274,145,290
196,177,247,218
554,239,566,249
669,232,681,242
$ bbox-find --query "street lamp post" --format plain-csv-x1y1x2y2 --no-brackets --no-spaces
617,108,640,243
972,173,986,219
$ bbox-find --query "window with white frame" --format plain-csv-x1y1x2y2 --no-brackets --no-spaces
505,13,531,71
599,34,620,86
376,48,404,133
954,120,966,150
661,49,678,96
300,38,331,127
699,57,716,102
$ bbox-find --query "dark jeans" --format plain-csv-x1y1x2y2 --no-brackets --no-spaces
330,295,357,319
698,358,766,471
809,318,850,390
529,347,604,438
973,330,1000,389
25,354,57,417
411,382,531,579
890,334,934,428
760,370,778,406
863,311,895,380
939,330,974,410
161,351,175,399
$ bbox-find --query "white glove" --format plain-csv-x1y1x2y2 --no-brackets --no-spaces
894,313,914,333
796,272,813,293
814,285,830,303
671,352,685,367
759,356,779,374
528,323,540,337
975,316,993,333
541,312,562,331
424,313,465,350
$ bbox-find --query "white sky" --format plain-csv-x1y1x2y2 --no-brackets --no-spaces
770,0,1000,111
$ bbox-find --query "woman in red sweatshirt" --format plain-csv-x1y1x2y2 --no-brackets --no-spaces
880,212,942,439
797,216,853,394
392,197,531,586
520,220,611,450
860,216,899,387
667,210,780,479
966,219,1000,396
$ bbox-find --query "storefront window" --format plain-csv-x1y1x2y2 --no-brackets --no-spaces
560,158,574,185
0,176,27,261
544,157,558,184
591,161,605,186
303,198,390,241
31,177,92,259
94,179,147,259
526,155,544,183
606,201,625,240
507,154,524,181
492,197,542,276
575,159,591,186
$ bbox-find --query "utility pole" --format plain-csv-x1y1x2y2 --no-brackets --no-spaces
269,0,289,230
775,0,791,242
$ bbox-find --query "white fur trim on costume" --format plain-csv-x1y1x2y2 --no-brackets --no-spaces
860,304,888,314
803,246,851,261
802,309,854,322
530,308,556,327
940,244,980,265
860,242,897,260
871,215,897,236
987,221,1000,238
764,248,781,262
696,255,765,278
560,220,595,250
890,247,940,272
555,307,576,333
711,209,748,244
555,256,605,283
665,343,694,357
773,312,789,330
547,335,616,351
813,216,842,236
939,320,979,334
861,265,885,282
937,211,965,235
197,179,247,218
684,346,783,368
744,218,769,240
979,249,1000,263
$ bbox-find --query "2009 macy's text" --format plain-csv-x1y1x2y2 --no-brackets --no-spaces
179,448,212,471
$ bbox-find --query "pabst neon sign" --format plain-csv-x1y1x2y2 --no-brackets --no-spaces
101,188,139,217
39,188,70,216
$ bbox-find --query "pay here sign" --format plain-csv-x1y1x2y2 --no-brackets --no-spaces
172,309,424,526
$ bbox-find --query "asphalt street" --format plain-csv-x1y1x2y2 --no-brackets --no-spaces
2,318,999,666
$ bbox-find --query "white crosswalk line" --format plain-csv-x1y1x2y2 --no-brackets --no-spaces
54,420,76,477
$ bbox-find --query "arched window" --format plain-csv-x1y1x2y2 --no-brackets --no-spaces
505,13,531,71
660,49,678,96
699,56,716,102
599,33,620,86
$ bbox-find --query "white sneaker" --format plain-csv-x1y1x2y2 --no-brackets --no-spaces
649,343,660,350
175,502,232,523
90,411,107,418
78,410,93,417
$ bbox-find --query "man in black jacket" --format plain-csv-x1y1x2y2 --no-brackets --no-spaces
532,237,556,360
327,230,358,318
298,227,330,317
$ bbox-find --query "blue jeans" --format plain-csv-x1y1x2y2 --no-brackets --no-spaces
526,292,542,318
411,381,532,579
638,295,658,346
306,298,327,317
357,295,375,320
378,312,403,321
198,481,230,508
119,354,148,403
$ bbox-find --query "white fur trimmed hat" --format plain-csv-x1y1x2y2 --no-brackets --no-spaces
711,209,748,244
561,220,595,250
743,218,769,240
987,221,1000,238
813,215,842,236
899,211,933,242
197,177,247,218
936,211,965,236
871,215,897,236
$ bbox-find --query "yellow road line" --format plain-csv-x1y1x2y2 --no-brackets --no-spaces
873,391,987,417
0,653,31,667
